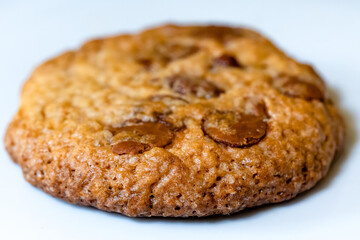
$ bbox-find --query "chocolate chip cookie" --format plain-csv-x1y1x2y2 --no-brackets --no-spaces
4,25,345,217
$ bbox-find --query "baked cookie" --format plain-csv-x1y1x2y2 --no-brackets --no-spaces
5,25,345,217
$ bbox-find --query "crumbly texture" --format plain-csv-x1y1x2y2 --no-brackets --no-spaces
4,25,345,217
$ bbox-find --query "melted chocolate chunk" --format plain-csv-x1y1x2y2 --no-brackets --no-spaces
166,75,223,99
274,75,324,101
112,141,148,155
112,122,174,155
212,54,242,68
202,109,267,148
137,58,153,70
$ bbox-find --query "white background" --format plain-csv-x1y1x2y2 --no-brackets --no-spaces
0,0,359,239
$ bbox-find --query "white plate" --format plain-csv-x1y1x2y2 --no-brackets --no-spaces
0,1,359,239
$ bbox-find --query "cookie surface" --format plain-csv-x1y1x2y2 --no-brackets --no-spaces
5,25,345,217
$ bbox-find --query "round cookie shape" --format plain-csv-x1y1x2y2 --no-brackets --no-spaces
4,25,345,217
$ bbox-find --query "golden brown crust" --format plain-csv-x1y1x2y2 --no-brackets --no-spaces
4,24,345,217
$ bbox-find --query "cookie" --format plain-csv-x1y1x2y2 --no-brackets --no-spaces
4,25,345,217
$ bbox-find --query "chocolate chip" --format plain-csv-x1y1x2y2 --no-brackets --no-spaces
112,141,148,155
166,75,223,99
112,122,174,155
274,75,324,101
137,58,153,70
212,54,242,68
117,122,173,147
191,26,242,42
202,109,267,148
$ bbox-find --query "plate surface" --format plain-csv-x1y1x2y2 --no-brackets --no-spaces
0,0,359,239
